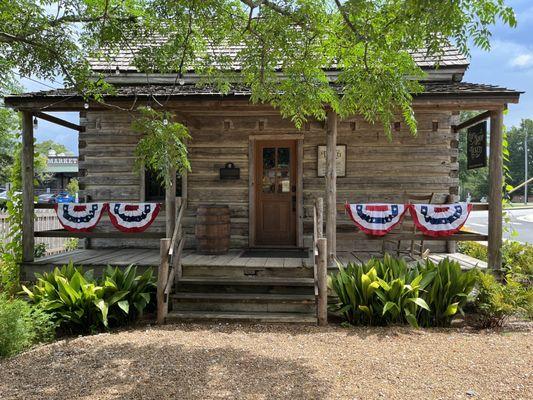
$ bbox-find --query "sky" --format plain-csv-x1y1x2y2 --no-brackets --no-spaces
22,0,533,155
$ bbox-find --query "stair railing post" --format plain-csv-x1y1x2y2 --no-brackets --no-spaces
317,237,328,326
157,238,171,324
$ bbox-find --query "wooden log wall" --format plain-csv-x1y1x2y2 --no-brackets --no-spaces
79,102,458,252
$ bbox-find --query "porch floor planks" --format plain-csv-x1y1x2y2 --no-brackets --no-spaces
264,258,285,268
27,248,487,272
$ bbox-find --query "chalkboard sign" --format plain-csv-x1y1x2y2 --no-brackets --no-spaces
467,121,487,169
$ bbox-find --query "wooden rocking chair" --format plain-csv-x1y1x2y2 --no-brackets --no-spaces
382,193,435,259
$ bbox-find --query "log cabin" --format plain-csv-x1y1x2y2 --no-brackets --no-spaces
5,45,521,324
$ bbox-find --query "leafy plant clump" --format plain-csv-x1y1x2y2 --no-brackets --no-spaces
22,263,156,334
328,255,477,328
0,294,55,358
474,271,533,328
459,240,533,284
132,106,191,189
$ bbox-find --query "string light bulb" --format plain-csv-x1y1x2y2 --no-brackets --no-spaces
33,117,38,128
84,102,89,109
163,118,168,126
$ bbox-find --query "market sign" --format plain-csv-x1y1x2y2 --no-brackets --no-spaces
467,121,487,170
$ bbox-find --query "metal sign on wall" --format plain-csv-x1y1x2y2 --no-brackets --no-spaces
467,121,487,170
317,145,346,177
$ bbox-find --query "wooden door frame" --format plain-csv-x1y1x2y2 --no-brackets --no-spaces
249,134,304,248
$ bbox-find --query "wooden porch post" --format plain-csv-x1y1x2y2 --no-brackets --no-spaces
165,168,177,238
21,111,35,262
326,110,337,266
488,108,504,271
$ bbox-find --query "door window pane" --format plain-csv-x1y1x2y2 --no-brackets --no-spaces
262,148,276,193
277,148,290,193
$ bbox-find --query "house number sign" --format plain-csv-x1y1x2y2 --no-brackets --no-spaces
317,145,346,177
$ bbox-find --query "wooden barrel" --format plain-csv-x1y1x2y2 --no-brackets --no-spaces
195,205,230,254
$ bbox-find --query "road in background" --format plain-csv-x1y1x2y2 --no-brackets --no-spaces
466,208,533,243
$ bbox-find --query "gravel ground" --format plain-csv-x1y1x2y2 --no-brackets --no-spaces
0,323,531,400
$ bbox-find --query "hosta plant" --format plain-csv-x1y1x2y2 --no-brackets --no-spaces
329,255,478,328
101,265,155,324
329,254,433,327
22,262,156,334
417,258,477,327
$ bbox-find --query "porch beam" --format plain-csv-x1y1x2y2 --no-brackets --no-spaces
21,111,35,262
452,110,491,133
488,108,504,271
33,111,86,132
326,110,337,266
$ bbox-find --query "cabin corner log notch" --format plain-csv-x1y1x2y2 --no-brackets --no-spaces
22,111,35,262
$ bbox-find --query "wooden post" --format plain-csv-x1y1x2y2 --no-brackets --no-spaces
157,238,171,324
317,197,324,239
317,237,328,326
326,110,337,266
488,108,504,271
21,111,35,262
165,168,177,238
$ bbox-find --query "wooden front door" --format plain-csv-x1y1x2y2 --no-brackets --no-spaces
255,140,297,246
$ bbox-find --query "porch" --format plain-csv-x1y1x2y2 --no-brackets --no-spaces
21,247,487,280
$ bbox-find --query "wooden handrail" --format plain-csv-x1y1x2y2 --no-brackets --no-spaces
157,198,186,324
312,197,327,326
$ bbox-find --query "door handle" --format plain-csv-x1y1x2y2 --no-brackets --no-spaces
292,195,296,212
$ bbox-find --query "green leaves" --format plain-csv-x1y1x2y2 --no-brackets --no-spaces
132,106,191,189
329,255,478,328
0,1,517,135
21,262,156,334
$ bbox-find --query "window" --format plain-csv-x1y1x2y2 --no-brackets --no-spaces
144,169,181,201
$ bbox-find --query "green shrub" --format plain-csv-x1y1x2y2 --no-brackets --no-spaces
0,294,55,358
475,271,532,328
329,255,477,328
457,242,488,262
101,265,155,325
459,240,533,283
329,255,432,327
417,258,477,327
64,238,79,251
34,243,47,258
22,263,156,334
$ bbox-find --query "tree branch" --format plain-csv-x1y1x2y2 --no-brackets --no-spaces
333,0,366,42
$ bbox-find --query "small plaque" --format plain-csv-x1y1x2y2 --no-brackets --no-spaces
317,145,346,177
220,162,240,180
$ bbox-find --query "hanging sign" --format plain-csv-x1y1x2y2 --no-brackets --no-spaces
55,203,108,232
108,203,161,233
467,121,487,169
318,145,346,177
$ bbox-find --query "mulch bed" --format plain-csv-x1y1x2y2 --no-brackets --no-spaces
0,322,531,400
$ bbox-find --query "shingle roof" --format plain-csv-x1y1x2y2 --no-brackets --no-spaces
5,82,520,102
88,44,469,72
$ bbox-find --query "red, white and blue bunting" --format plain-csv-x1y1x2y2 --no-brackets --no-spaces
54,203,108,232
346,203,407,236
409,203,473,237
107,203,161,233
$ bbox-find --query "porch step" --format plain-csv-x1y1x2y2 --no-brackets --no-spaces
181,264,314,279
171,292,316,313
166,310,317,324
172,292,315,302
177,276,314,286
